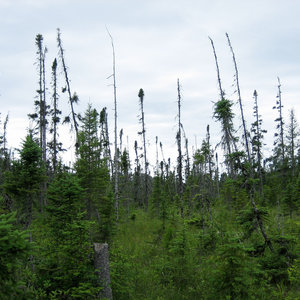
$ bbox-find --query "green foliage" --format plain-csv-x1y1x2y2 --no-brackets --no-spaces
3,134,45,226
0,212,31,299
208,238,268,300
283,180,299,217
32,171,100,298
75,104,114,243
260,235,297,285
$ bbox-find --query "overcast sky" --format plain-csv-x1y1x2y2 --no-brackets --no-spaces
0,0,299,169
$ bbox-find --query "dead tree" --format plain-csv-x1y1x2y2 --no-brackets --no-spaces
176,79,184,218
226,33,252,167
226,33,273,252
138,88,149,210
93,243,113,299
57,28,79,144
107,28,119,220
100,107,113,173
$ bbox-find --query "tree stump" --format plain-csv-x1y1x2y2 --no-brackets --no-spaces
93,243,113,299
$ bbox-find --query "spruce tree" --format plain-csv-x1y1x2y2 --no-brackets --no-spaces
0,212,31,298
48,58,63,173
251,90,266,193
138,88,149,210
34,171,100,298
4,134,45,230
75,104,113,242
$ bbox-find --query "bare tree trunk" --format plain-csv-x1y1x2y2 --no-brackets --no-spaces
215,153,220,198
155,136,159,173
209,36,225,99
100,107,113,173
57,28,79,143
107,28,119,220
253,90,264,194
177,79,184,218
93,243,113,300
42,46,47,165
226,33,252,167
277,77,285,162
185,137,190,178
51,58,58,173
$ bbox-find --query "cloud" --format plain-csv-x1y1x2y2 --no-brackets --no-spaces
0,0,299,168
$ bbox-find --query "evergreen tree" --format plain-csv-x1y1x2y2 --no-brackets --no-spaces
272,77,286,172
251,90,266,193
138,88,149,210
4,134,45,229
28,34,48,164
0,212,31,299
48,58,63,173
286,108,299,177
75,104,113,242
33,171,100,298
176,79,184,218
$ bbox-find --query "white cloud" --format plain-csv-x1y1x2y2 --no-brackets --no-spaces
0,0,299,167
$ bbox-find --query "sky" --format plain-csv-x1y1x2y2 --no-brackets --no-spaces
0,0,299,171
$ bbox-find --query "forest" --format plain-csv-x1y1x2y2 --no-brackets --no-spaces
0,29,300,300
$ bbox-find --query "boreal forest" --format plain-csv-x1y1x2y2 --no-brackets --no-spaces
0,30,300,300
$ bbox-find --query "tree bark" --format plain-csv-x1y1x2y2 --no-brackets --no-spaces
93,243,113,300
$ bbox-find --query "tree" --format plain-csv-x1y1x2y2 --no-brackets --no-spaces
28,34,48,164
0,212,31,299
106,28,119,220
138,88,149,210
213,98,238,176
210,238,267,299
48,58,63,173
57,28,79,143
4,134,45,230
272,77,286,171
286,108,299,177
75,104,113,242
251,90,266,193
176,79,184,218
209,36,238,177
226,33,252,168
99,107,112,172
33,171,100,298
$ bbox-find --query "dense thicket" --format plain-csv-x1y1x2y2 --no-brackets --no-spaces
0,31,299,299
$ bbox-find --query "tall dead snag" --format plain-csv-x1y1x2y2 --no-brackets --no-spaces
209,36,237,177
138,88,149,210
155,136,159,173
208,36,225,100
100,107,113,172
226,33,252,167
185,137,190,179
215,153,220,197
206,125,213,181
107,28,119,220
57,28,79,144
226,33,273,252
93,243,113,299
273,77,285,167
176,79,184,218
134,140,142,207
